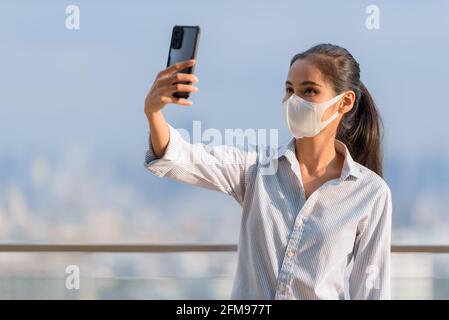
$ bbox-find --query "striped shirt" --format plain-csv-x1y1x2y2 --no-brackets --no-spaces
144,123,392,300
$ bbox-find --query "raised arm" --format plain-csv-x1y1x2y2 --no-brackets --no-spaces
144,59,198,158
143,59,255,205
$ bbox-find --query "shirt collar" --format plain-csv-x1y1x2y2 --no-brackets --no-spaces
273,137,362,180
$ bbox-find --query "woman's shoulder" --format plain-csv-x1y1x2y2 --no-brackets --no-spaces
355,162,392,197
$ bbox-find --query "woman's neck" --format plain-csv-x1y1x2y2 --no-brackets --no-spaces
295,134,340,176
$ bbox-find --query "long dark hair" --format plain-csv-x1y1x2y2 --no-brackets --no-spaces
290,43,384,177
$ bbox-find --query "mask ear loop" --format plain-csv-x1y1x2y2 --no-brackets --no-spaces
319,92,345,127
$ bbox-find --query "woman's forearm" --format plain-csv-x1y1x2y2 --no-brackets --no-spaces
147,110,170,159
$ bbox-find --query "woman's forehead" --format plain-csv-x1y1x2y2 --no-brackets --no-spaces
287,58,327,86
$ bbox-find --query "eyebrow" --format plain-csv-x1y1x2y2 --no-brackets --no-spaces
285,80,321,87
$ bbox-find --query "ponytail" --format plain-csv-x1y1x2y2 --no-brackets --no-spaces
337,81,384,177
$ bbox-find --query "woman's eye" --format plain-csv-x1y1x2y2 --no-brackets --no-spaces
286,87,294,94
304,88,318,95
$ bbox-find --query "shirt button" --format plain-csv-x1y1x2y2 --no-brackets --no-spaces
287,250,294,258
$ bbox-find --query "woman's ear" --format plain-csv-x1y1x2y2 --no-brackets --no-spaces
339,90,356,114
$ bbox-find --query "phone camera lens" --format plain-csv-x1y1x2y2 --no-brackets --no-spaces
172,27,183,49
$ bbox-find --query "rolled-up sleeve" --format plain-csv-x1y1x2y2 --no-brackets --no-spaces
349,185,392,300
144,123,254,205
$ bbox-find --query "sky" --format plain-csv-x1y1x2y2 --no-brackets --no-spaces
1,0,449,245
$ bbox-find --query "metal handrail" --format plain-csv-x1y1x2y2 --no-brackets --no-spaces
0,244,448,253
0,244,237,253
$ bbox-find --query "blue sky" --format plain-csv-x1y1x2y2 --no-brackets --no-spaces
1,0,449,156
1,1,449,245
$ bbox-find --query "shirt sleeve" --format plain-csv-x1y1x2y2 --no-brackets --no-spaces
348,184,392,300
143,123,256,205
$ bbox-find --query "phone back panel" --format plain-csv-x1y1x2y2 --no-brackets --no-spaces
166,25,200,99
167,26,200,73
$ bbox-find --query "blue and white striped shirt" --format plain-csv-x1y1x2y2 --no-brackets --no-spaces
144,123,392,300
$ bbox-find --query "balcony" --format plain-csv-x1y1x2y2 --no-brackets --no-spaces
0,244,448,299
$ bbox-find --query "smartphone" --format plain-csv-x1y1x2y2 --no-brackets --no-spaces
166,25,201,99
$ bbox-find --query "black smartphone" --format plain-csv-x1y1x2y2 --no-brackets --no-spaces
166,25,201,99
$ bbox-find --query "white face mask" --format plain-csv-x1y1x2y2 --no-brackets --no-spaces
282,92,345,138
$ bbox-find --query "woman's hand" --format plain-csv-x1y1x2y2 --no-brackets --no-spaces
144,59,199,158
144,59,199,118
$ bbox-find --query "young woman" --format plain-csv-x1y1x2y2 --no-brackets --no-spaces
143,43,392,300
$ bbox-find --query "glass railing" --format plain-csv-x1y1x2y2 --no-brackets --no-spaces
0,244,448,299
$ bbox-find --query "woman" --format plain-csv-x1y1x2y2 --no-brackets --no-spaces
143,43,392,300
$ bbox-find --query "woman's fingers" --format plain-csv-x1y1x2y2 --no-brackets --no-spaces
160,83,199,96
174,98,193,106
160,96,193,106
147,60,198,111
145,60,198,114
158,83,198,107
157,59,196,79
157,72,198,88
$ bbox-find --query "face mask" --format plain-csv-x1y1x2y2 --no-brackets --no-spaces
282,92,345,138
